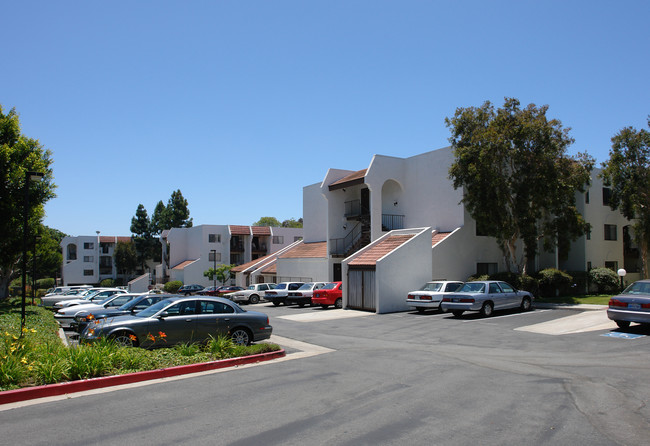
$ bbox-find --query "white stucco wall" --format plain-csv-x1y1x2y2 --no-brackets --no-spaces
276,257,329,282
303,182,327,243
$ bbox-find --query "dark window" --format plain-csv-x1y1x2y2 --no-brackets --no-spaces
585,190,590,204
83,269,94,276
477,263,498,276
199,300,234,314
84,242,94,250
605,261,618,271
209,234,220,243
604,224,617,241
602,187,612,206
67,244,77,261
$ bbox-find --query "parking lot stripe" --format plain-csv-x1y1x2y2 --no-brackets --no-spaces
278,309,373,322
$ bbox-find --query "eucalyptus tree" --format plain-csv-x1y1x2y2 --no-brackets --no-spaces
446,98,593,274
601,117,650,277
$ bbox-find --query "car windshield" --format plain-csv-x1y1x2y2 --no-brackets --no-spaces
622,282,650,295
420,283,443,292
321,283,338,290
298,283,314,290
135,299,176,318
459,283,485,293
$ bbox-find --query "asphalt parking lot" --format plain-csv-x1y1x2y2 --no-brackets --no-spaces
4,303,650,445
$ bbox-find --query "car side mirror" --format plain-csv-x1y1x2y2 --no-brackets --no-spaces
157,311,169,319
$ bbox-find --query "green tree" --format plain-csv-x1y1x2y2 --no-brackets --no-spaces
165,189,192,229
446,98,593,274
0,106,56,299
150,200,167,234
113,241,138,279
130,204,155,270
34,226,65,281
204,264,234,285
282,218,303,228
601,118,650,277
253,217,281,227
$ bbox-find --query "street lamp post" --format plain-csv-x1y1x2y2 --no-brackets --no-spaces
21,171,44,334
32,235,41,306
210,249,217,288
617,268,627,292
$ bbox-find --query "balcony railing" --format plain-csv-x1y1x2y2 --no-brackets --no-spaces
330,222,362,256
382,214,404,231
344,200,361,218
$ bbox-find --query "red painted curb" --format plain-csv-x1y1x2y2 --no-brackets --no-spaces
0,349,285,405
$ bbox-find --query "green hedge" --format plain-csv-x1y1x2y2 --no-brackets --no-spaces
589,268,620,294
537,268,573,297
163,280,183,293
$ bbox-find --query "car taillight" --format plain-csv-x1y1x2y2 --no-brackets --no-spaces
642,303,650,309
609,299,627,308
420,296,432,301
459,298,475,303
442,297,451,302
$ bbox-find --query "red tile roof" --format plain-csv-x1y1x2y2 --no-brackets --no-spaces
279,241,328,259
432,232,452,247
99,236,132,243
252,226,272,236
348,234,414,266
172,260,197,270
229,225,252,235
328,169,367,191
261,263,277,274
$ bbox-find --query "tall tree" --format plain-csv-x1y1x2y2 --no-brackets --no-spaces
446,98,593,274
165,189,192,228
130,204,154,270
0,106,56,299
601,117,650,277
150,200,167,234
34,226,65,281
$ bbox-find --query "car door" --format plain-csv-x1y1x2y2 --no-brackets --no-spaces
156,300,199,345
196,300,236,340
487,282,507,309
497,282,518,308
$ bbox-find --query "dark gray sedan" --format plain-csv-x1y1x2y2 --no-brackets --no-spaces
440,280,534,317
607,279,650,329
80,296,273,347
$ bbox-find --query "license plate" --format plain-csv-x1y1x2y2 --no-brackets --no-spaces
628,303,641,310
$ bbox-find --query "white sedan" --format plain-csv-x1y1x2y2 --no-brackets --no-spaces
406,281,464,313
54,293,141,327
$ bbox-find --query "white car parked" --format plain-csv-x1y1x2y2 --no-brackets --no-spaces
54,293,142,327
53,288,127,309
227,283,277,305
406,280,464,313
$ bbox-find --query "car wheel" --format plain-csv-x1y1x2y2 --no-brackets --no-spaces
112,332,137,347
298,302,305,308
452,310,464,317
616,320,631,329
272,301,280,307
480,301,494,317
416,307,425,314
249,294,260,305
320,304,329,309
335,298,343,309
230,328,252,346
520,297,532,312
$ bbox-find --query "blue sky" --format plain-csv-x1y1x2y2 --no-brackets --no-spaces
3,1,649,237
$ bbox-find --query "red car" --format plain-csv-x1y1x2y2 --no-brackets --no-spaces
312,282,343,309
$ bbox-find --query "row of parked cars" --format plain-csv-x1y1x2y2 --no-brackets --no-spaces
42,287,273,348
179,282,344,309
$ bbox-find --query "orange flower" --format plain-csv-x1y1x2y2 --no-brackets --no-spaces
147,333,156,342
87,314,94,320
129,334,137,341
88,328,95,335
158,331,167,338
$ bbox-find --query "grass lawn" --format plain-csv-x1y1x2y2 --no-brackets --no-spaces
0,297,280,391
535,294,613,305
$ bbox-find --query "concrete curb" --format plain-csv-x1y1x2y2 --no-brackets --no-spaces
0,349,285,405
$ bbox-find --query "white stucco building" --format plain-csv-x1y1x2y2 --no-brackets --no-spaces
267,146,639,313
61,235,134,286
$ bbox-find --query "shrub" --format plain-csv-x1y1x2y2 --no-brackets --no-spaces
100,278,116,287
467,274,490,282
589,268,620,294
537,269,573,297
36,278,56,289
164,280,183,293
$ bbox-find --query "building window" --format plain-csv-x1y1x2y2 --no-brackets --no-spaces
272,236,284,244
209,234,221,243
101,243,110,254
586,227,591,240
604,224,617,241
84,242,94,250
476,262,498,276
83,256,94,262
585,190,590,204
602,187,612,206
83,269,94,276
209,251,221,262
605,261,618,271
67,244,77,261
587,261,592,271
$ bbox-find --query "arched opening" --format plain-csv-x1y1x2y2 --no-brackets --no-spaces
381,179,404,231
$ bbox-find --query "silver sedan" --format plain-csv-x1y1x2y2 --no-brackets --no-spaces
440,281,534,317
607,280,650,329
